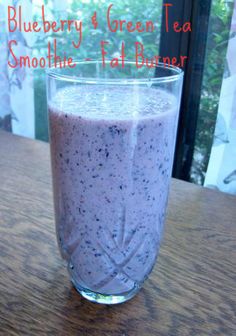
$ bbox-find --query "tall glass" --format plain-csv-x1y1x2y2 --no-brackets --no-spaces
46,61,183,304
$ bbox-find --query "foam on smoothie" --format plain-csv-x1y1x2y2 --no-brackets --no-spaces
49,85,176,120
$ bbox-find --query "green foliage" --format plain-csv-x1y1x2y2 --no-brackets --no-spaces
34,69,48,141
191,0,233,185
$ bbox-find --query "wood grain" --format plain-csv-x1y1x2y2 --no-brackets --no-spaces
0,130,236,336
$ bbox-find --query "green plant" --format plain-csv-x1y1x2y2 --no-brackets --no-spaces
191,0,233,184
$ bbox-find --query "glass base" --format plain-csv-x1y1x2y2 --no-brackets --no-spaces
71,278,141,305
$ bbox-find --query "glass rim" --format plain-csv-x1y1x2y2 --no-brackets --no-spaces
46,60,184,85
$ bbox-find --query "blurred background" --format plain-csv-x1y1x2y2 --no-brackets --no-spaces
0,0,236,195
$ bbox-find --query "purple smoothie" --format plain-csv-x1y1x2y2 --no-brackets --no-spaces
48,85,178,296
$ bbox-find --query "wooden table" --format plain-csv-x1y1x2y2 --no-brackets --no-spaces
0,130,236,336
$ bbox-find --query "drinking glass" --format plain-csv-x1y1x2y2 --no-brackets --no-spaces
46,61,183,304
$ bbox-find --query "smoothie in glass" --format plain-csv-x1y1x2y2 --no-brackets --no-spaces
48,84,178,299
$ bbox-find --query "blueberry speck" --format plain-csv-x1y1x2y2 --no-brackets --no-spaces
66,159,70,164
109,125,120,136
59,153,63,158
